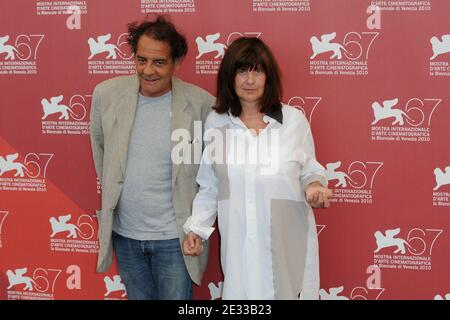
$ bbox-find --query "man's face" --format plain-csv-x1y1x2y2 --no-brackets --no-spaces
135,34,180,97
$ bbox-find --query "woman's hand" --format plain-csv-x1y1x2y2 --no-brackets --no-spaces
306,182,333,208
182,232,204,256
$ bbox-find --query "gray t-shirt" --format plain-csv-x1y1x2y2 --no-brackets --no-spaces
113,91,178,240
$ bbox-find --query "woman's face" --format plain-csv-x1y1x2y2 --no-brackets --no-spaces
234,66,266,107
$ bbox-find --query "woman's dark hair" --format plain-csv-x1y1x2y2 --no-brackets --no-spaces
214,37,282,117
127,15,187,61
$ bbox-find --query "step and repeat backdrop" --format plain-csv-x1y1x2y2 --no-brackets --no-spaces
0,0,449,300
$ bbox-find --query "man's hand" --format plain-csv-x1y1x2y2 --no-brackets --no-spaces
182,232,204,256
306,182,333,208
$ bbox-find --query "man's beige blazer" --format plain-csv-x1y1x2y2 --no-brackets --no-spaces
90,75,214,285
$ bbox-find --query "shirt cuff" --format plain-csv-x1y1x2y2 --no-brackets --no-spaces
302,174,328,191
183,216,215,240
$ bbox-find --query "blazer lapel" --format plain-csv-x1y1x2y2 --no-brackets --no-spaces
171,77,193,189
117,76,140,177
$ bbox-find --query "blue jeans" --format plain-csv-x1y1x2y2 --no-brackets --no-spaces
112,232,192,300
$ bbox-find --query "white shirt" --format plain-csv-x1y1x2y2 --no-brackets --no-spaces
184,105,327,299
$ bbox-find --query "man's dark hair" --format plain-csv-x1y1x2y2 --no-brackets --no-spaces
127,15,188,61
214,37,282,117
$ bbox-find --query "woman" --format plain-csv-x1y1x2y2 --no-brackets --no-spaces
183,37,332,299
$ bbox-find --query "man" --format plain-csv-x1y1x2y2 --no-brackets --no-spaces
89,15,214,300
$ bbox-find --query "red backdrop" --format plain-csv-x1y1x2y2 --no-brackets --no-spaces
0,0,449,300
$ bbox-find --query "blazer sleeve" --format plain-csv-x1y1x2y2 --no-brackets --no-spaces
183,115,219,240
200,94,215,126
89,85,104,185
